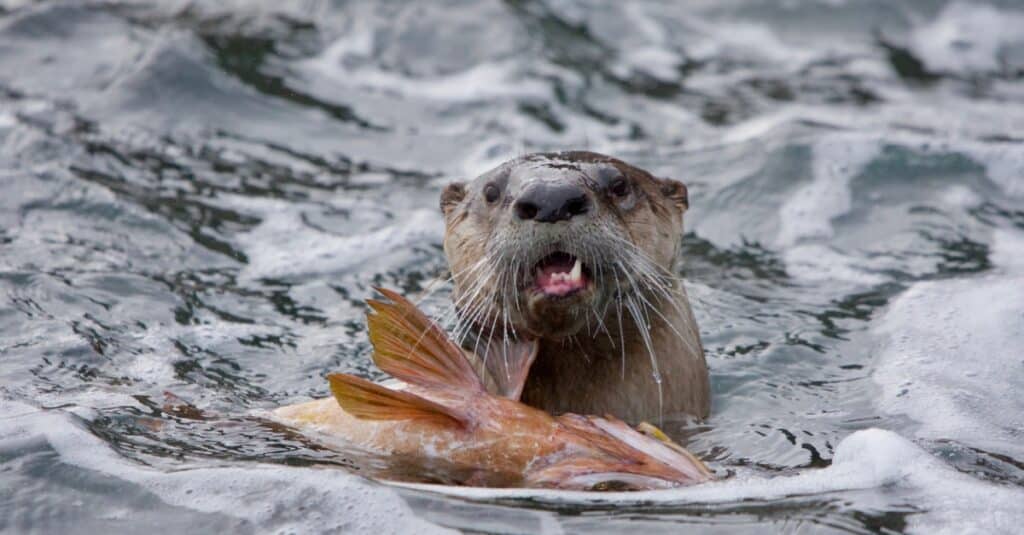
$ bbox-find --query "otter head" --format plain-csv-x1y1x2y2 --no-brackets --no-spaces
440,151,689,341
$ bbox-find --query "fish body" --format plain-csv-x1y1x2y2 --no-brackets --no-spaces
274,388,560,486
273,288,713,490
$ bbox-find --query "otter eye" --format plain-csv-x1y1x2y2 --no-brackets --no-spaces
609,178,629,197
483,183,500,203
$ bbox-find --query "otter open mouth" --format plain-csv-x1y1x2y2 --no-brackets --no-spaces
534,252,591,297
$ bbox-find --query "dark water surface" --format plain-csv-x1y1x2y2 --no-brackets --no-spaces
2,1,1023,533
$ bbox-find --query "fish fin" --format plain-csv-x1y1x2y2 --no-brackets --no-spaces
597,416,714,481
557,414,714,483
366,287,484,392
328,373,468,427
636,421,673,443
477,337,540,400
556,414,644,460
636,421,714,479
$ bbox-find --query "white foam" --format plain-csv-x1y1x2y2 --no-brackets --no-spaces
307,38,547,102
611,46,683,83
595,4,683,82
777,136,879,248
872,224,1024,457
867,232,1024,534
390,428,1024,534
777,136,883,284
992,228,1024,273
232,197,443,281
964,141,1024,198
0,110,15,129
939,184,982,208
0,400,449,534
783,244,887,285
685,19,817,68
909,2,1024,75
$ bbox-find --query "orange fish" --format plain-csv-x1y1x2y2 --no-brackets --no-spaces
273,288,713,490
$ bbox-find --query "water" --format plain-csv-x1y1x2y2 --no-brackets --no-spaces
1,0,1023,533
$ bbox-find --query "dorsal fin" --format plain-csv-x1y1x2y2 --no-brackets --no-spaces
366,287,484,392
476,337,539,400
328,373,468,427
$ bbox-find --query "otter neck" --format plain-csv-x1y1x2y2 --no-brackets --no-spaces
513,287,709,424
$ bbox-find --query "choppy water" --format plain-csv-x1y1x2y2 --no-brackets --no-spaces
1,1,1023,533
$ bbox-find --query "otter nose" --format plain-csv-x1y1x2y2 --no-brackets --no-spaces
514,184,590,223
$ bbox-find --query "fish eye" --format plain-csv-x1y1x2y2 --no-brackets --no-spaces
609,178,629,198
484,183,500,203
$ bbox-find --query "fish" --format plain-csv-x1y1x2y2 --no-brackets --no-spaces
272,288,714,490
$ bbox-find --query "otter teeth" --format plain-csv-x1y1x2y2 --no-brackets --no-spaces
535,255,586,296
570,258,582,283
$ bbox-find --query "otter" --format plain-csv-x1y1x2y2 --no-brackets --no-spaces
439,151,709,423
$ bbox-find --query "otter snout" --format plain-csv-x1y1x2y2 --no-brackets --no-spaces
513,183,590,223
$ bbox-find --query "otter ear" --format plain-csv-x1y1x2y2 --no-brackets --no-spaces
440,182,467,215
659,178,688,210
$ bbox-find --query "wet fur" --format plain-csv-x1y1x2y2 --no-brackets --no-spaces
439,151,710,422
